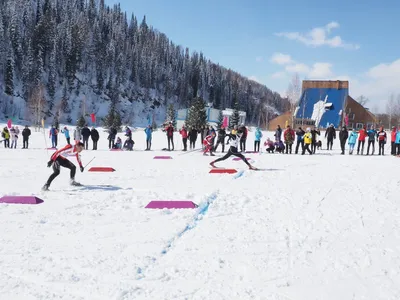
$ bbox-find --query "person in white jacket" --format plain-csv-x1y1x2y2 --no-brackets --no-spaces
73,127,82,144
10,126,19,149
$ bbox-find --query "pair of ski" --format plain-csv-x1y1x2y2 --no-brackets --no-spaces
209,163,259,171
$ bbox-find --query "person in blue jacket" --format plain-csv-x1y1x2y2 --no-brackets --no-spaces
49,125,58,148
348,128,358,155
61,127,71,145
366,125,377,155
254,127,263,152
395,129,400,156
144,125,152,150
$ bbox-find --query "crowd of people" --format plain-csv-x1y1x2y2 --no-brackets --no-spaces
3,121,400,157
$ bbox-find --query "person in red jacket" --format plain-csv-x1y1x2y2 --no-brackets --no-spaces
165,122,174,151
42,142,85,191
203,131,216,156
357,125,367,155
179,125,188,151
377,126,387,155
391,126,397,155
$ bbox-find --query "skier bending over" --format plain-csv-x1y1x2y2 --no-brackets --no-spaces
42,142,85,191
210,131,257,170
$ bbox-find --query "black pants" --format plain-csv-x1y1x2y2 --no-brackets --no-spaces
108,138,115,149
3,139,9,148
23,137,29,148
327,138,333,150
311,142,317,153
214,147,250,166
340,140,346,154
302,144,312,155
367,140,375,155
214,139,225,152
83,137,89,150
254,141,260,152
145,138,151,150
92,140,98,150
397,144,400,155
295,140,304,154
46,157,76,186
182,138,187,151
391,142,396,155
167,136,174,150
357,140,365,154
66,137,71,145
378,140,385,155
285,143,292,154
240,138,246,152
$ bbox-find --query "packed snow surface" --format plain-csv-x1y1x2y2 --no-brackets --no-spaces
0,126,400,300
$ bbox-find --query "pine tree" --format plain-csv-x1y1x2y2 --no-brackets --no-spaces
77,115,86,127
112,112,122,131
165,103,176,129
230,97,240,128
217,109,224,128
185,97,207,129
53,111,60,129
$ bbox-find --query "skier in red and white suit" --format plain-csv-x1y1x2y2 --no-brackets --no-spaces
42,142,85,190
203,131,216,156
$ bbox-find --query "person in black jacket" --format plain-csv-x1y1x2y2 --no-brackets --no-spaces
239,124,248,152
188,127,198,150
310,126,321,154
214,126,227,152
81,125,91,150
108,127,117,149
325,124,336,150
22,125,31,149
339,126,348,155
295,127,305,154
91,127,99,150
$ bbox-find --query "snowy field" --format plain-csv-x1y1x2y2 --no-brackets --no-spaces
1,125,400,300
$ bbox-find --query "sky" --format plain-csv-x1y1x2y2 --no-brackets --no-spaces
107,0,400,110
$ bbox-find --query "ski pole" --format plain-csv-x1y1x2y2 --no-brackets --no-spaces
84,157,96,168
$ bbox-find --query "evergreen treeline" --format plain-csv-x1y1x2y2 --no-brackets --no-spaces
0,0,289,126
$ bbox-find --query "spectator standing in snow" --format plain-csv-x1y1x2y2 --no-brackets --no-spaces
49,125,58,148
74,127,82,145
107,127,117,149
10,126,18,148
283,125,295,154
2,127,10,148
310,126,321,154
274,125,282,142
239,123,248,152
179,125,188,151
325,124,336,150
295,127,305,154
366,125,377,155
90,127,99,150
391,126,397,155
357,125,367,155
61,127,71,145
144,125,152,150
339,126,348,155
302,128,313,155
395,128,400,156
165,122,174,151
254,127,262,152
348,129,358,155
214,126,226,152
22,125,31,149
81,125,91,150
377,126,387,155
188,127,198,150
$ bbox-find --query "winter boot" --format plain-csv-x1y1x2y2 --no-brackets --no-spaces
41,184,49,191
210,162,216,168
70,179,82,186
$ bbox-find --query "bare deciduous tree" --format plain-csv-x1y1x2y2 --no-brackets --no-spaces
356,95,369,107
286,73,301,126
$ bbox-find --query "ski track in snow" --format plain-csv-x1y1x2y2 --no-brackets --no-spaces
0,126,400,300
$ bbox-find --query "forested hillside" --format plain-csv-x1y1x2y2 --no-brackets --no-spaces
0,0,289,126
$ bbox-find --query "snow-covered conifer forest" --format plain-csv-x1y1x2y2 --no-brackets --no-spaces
0,0,289,126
